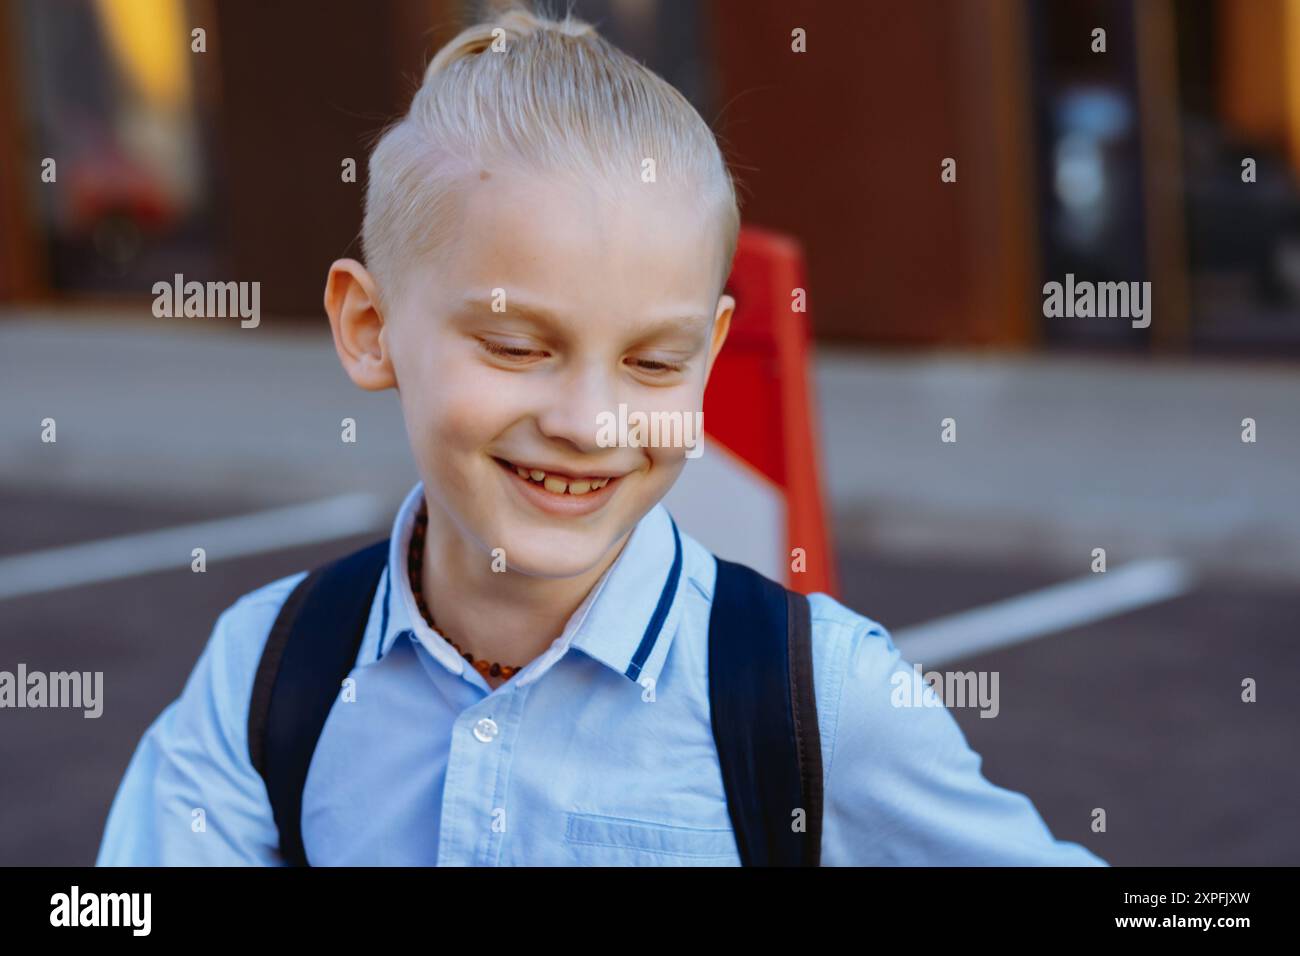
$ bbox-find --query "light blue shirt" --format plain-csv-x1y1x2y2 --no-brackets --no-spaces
97,482,1107,866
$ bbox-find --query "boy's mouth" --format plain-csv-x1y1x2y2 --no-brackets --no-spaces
492,456,623,497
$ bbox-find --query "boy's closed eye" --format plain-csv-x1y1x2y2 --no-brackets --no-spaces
456,296,707,373
478,338,541,360
473,335,695,379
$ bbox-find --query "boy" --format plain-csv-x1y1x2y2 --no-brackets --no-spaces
97,4,1106,866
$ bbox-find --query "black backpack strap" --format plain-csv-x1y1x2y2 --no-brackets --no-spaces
248,538,390,866
708,557,823,866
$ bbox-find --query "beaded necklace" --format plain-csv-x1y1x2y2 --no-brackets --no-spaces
407,499,522,682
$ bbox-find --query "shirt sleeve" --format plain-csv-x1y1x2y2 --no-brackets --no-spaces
817,612,1109,866
95,578,303,866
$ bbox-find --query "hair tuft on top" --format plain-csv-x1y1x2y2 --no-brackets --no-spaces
423,3,596,80
361,0,741,311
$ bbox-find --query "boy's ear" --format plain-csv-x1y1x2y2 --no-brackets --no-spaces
324,258,396,391
702,293,735,383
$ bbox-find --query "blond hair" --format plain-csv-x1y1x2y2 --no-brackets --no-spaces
361,1,741,311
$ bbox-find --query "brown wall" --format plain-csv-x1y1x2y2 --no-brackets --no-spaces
0,0,43,300
2,0,1041,343
710,0,1038,346
210,0,461,317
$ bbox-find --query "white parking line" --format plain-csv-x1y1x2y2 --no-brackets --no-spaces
0,494,390,602
893,558,1196,666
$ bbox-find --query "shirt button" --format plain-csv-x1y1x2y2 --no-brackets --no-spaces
472,718,499,743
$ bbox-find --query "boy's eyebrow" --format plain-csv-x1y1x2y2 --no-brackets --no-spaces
457,296,712,339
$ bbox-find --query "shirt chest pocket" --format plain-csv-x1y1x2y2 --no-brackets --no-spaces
564,811,739,865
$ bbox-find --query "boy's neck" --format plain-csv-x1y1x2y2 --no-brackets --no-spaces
417,495,633,681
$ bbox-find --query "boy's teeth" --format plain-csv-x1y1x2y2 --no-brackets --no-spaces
507,460,614,495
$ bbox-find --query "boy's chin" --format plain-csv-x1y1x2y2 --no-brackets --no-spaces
494,531,623,581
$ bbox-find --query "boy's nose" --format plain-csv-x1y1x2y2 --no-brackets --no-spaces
533,365,621,455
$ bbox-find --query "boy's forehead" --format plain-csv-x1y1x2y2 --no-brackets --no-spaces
434,166,723,310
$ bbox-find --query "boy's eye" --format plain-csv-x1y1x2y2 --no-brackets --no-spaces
478,337,686,376
479,338,544,361
625,356,686,375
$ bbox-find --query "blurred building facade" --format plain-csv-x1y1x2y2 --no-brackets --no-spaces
2,0,1299,353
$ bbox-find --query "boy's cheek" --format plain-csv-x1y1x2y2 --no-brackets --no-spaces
398,358,504,436
437,376,530,440
623,444,685,493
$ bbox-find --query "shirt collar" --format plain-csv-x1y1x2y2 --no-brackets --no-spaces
369,482,685,690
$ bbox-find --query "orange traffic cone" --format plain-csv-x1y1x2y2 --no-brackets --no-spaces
664,225,838,597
